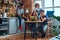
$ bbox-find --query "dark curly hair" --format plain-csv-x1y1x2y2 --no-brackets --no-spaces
35,3,40,7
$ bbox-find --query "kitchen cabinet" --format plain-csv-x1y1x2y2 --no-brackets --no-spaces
9,17,18,34
0,18,9,36
0,17,18,36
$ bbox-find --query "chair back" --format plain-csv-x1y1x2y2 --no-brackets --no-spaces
46,11,54,17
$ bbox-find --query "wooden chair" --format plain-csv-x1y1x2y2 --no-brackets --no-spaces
46,20,53,37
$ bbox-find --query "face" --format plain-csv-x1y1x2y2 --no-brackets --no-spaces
35,5,40,8
33,13,36,16
40,11,44,16
32,11,37,16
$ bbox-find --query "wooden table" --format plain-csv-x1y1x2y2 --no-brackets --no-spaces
24,21,43,40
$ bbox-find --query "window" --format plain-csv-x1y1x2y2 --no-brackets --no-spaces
44,0,60,16
34,1,42,8
54,0,60,6
54,8,60,16
45,0,52,7
44,8,53,15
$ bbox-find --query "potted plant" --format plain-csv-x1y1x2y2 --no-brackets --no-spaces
57,26,60,34
10,13,15,17
51,26,58,36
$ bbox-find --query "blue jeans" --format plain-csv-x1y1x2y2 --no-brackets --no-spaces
43,25,47,33
17,16,21,26
37,24,47,37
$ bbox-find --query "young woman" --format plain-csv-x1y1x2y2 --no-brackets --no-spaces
34,3,42,19
28,11,37,38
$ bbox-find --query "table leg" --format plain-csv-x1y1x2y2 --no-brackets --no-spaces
24,23,26,40
35,23,38,40
35,30,37,40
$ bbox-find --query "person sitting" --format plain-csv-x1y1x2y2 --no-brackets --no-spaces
16,3,24,31
30,11,37,21
28,11,37,38
37,10,48,38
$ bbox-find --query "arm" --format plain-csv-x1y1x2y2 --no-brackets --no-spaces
40,16,47,22
42,17,47,22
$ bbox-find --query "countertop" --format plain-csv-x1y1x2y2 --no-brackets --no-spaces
0,17,17,19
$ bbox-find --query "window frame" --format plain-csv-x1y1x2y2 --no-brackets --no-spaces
44,0,60,16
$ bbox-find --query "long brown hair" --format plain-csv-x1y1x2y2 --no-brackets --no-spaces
32,11,37,16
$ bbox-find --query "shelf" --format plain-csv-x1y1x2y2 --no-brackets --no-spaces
0,24,8,26
0,28,8,31
3,2,15,5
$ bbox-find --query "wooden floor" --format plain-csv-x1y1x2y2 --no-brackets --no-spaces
0,33,53,40
10,33,53,40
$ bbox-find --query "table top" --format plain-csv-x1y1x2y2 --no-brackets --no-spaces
24,21,43,23
24,21,52,23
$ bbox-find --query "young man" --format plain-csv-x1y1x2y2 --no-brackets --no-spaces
38,10,48,38
17,3,24,30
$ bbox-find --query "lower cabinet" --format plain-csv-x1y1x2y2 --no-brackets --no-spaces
9,18,18,34
0,17,18,36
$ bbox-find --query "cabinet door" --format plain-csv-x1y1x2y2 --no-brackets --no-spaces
9,18,17,34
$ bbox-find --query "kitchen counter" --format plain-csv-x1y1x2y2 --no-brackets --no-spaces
0,17,19,36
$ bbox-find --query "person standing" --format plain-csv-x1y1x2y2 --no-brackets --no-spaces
34,3,42,19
